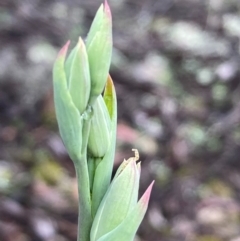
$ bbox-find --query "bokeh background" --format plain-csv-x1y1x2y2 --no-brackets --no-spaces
1,0,240,240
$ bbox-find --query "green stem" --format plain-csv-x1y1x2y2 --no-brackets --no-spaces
75,160,92,241
75,108,93,241
87,157,96,192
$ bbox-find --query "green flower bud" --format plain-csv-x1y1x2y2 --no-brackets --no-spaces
53,41,83,161
86,1,112,103
65,37,91,114
87,95,111,158
96,181,154,241
91,75,117,216
90,150,154,241
53,37,92,160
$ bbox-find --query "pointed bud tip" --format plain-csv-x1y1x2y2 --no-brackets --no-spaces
78,37,84,46
105,74,115,94
77,37,86,52
57,40,70,59
104,0,112,20
141,181,155,206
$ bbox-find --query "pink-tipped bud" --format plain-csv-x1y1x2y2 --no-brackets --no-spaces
86,2,112,104
57,40,70,59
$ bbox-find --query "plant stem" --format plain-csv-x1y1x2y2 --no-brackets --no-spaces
75,161,92,241
75,109,93,241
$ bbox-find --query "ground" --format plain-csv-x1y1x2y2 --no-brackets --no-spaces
1,0,240,241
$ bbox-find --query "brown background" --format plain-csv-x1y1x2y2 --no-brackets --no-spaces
1,0,240,240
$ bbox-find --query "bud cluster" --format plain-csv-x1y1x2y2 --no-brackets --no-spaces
53,1,112,162
52,1,153,241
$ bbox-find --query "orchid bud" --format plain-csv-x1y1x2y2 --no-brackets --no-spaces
53,42,83,161
90,150,154,241
87,95,111,158
86,1,112,104
53,3,153,241
91,75,118,216
65,37,91,114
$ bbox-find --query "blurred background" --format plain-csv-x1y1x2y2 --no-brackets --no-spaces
1,0,240,240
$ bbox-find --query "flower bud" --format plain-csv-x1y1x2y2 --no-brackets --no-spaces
86,1,112,103
65,37,91,114
53,41,83,161
91,75,117,216
95,181,154,241
90,151,154,241
87,95,111,158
